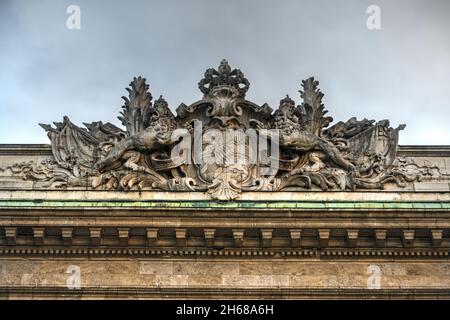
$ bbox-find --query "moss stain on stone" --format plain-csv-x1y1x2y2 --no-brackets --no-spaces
0,199,449,211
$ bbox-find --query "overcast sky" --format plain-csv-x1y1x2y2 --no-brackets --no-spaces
0,0,449,145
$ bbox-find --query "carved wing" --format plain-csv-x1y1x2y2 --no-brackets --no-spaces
83,121,126,141
39,116,101,172
118,76,153,136
298,77,333,136
324,117,376,139
39,117,126,173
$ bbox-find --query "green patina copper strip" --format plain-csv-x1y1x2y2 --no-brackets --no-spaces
0,199,449,210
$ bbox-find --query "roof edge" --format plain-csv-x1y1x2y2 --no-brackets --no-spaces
0,144,450,157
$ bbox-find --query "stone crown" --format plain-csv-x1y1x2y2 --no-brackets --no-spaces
198,59,250,98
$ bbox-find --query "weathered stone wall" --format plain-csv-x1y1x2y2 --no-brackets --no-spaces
2,258,450,299
2,258,450,289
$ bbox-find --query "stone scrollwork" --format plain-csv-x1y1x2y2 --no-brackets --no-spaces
6,59,441,200
1,159,84,188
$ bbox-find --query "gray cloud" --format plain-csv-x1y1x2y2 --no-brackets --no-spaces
1,0,449,144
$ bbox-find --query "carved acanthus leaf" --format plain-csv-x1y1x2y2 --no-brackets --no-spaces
118,76,153,136
298,77,333,136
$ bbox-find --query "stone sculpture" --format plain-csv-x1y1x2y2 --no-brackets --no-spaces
7,59,435,200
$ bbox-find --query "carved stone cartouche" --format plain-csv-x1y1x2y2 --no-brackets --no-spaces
7,59,437,200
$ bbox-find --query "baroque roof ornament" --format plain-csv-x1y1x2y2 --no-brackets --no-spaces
29,59,429,200
198,59,250,98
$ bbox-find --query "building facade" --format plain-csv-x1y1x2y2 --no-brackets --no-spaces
0,60,449,299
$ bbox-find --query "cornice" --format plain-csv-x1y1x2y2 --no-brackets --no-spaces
1,286,450,299
0,199,449,213
0,247,449,259
0,144,52,156
398,145,450,157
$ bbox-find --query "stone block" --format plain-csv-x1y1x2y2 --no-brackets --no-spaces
414,182,449,191
222,275,289,287
140,262,174,275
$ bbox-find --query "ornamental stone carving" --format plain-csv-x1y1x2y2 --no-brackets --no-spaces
8,59,436,200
